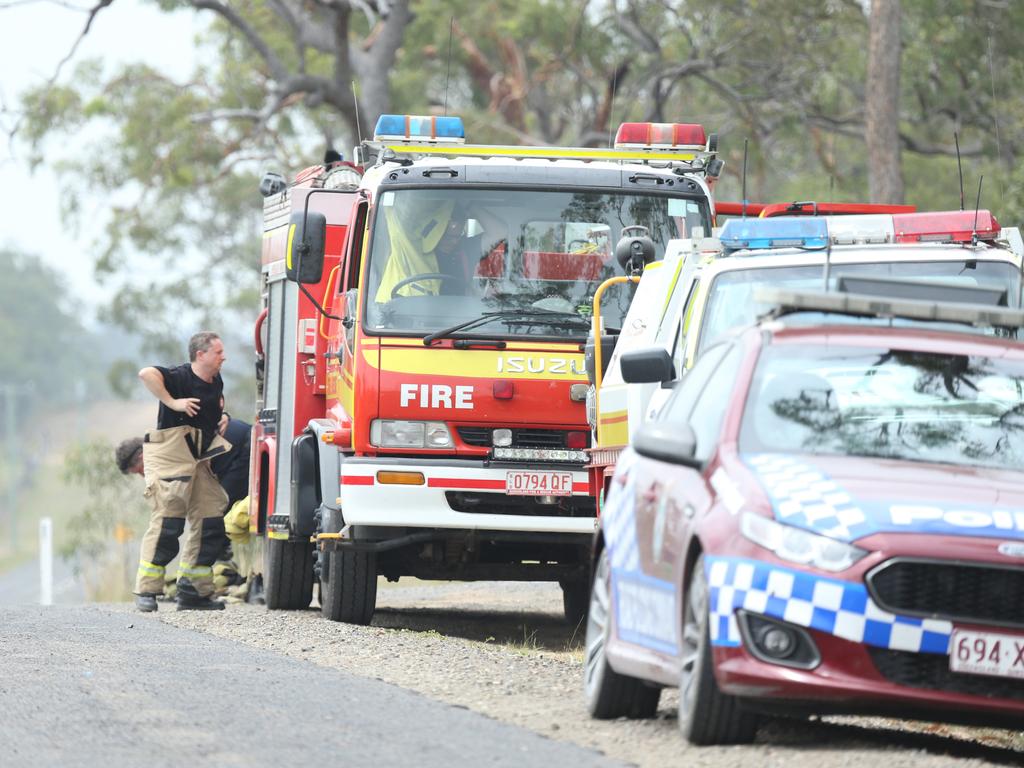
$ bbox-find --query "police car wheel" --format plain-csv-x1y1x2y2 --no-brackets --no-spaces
678,554,758,745
584,547,661,719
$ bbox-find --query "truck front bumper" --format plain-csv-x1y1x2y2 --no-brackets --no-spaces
338,456,596,534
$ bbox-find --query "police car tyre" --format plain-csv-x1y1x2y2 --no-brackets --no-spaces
584,548,661,719
561,579,589,627
321,548,378,625
678,554,758,745
264,536,315,610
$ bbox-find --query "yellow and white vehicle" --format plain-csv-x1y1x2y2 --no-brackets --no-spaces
587,210,1024,508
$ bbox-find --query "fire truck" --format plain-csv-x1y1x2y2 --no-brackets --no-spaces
251,115,722,625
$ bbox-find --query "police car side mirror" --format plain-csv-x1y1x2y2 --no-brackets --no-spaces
621,347,674,385
285,211,326,284
633,423,701,469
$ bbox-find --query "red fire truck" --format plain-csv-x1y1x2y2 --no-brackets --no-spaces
251,115,722,625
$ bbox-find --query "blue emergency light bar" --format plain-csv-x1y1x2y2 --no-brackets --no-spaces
720,216,829,251
373,114,466,142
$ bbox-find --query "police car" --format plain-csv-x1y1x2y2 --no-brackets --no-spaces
584,286,1024,744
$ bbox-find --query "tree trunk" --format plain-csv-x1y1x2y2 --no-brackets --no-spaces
865,0,903,203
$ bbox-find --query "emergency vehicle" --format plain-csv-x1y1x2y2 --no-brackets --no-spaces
586,209,1024,510
252,115,723,624
586,285,1024,742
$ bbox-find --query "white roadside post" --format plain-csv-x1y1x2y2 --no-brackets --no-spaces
39,517,53,606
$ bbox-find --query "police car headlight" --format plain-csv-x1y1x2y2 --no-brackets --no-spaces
370,420,453,449
740,512,867,573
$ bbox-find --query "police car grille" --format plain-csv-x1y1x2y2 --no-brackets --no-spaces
456,428,585,449
868,560,1024,628
868,647,1024,702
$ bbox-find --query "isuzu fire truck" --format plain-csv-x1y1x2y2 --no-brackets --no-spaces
252,115,724,624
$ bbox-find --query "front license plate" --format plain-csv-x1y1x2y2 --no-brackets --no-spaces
505,471,573,497
949,629,1024,680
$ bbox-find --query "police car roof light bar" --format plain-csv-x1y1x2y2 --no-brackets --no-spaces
893,210,1000,244
755,286,1024,329
720,216,829,251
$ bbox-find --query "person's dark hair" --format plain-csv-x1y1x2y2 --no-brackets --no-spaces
188,331,220,362
115,437,144,474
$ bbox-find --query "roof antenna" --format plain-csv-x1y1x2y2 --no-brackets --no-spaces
443,17,454,117
955,131,965,211
741,139,749,218
351,80,363,145
607,64,620,149
971,174,984,246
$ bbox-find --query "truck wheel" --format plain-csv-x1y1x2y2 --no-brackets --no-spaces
320,547,377,625
584,548,661,718
264,535,314,610
678,554,758,745
560,578,589,627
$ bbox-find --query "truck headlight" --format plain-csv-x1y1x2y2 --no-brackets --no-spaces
740,512,867,573
370,420,453,449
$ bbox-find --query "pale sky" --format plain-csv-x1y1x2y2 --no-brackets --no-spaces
0,0,203,317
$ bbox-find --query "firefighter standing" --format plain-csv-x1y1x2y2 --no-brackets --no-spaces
133,331,232,612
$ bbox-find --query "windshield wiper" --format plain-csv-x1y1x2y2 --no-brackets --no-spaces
423,309,590,346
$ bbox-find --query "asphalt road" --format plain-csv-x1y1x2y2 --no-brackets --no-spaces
0,605,621,768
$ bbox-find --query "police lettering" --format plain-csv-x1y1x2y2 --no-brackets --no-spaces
890,504,1024,531
399,383,474,410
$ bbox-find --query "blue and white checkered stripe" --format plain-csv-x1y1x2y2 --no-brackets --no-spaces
746,453,874,542
603,452,640,572
706,556,952,654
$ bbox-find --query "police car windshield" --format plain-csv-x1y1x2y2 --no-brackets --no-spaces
740,344,1024,471
699,260,1020,354
363,187,709,339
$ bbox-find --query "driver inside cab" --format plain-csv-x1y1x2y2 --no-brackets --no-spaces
376,199,476,301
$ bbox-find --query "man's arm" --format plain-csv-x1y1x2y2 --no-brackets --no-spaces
138,367,200,417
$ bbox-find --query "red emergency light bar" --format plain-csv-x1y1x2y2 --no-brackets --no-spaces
615,122,707,149
760,202,917,218
893,210,1000,243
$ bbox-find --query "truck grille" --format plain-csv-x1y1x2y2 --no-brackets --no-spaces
867,559,1024,628
867,647,1024,702
456,427,588,449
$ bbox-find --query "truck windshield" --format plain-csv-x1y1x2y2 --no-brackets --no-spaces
740,343,1024,471
363,186,709,339
698,260,1021,354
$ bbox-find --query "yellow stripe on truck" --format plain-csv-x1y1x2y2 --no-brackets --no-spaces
364,347,587,380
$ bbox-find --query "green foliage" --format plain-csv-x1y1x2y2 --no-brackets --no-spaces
59,439,149,565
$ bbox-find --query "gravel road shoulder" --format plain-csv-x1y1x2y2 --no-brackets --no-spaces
149,581,1023,768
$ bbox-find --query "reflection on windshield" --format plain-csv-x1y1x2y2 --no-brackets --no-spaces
699,261,1021,353
740,344,1024,471
364,187,708,338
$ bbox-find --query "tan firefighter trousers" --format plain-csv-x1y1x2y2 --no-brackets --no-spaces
135,425,232,597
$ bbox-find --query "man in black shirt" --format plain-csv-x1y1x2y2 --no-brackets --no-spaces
134,331,232,611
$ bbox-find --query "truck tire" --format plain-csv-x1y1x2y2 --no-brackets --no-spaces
264,535,314,610
320,547,377,625
561,578,589,627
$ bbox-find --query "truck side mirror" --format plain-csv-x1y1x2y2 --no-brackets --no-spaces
286,211,326,284
620,347,674,385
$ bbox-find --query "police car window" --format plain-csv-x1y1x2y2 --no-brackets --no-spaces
670,279,700,378
688,345,743,461
740,343,1024,471
657,343,729,425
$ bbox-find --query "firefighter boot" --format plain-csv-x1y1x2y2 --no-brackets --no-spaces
175,577,225,611
135,594,159,612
